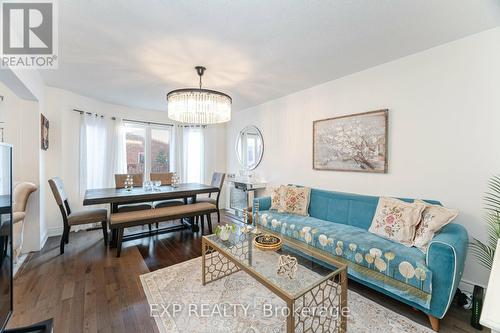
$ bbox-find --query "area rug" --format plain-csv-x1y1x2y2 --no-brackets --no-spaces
140,257,433,333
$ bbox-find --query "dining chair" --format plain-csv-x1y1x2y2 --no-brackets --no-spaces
196,172,225,224
114,173,144,189
150,172,184,228
12,182,37,263
151,172,185,207
48,177,108,254
150,172,174,185
114,173,153,213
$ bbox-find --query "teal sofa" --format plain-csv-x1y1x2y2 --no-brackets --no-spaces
253,188,468,331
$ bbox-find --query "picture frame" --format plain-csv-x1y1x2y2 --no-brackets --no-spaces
313,109,388,173
41,114,49,150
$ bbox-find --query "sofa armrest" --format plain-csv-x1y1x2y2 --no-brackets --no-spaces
426,223,468,318
253,196,271,212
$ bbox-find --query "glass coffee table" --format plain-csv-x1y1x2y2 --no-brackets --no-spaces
202,225,348,333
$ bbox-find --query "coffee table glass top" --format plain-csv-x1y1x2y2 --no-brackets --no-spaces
204,225,342,299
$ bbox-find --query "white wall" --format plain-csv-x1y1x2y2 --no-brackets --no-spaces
43,87,227,236
227,27,500,286
0,78,46,253
1,68,49,251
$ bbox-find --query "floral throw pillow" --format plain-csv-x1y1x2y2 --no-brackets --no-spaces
279,186,311,216
369,197,426,247
270,185,286,210
413,199,458,253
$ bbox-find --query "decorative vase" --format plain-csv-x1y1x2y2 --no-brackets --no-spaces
219,229,230,241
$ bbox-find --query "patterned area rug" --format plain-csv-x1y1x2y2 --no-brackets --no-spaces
140,257,433,333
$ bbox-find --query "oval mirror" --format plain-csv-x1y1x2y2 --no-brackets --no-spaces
235,125,264,170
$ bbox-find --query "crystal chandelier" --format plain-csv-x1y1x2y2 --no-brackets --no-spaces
167,66,232,124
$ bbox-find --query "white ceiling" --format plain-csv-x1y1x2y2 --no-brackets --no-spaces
40,0,500,112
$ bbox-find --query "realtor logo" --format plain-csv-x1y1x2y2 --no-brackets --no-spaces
1,0,58,68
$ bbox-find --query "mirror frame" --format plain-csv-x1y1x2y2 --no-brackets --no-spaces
235,125,264,171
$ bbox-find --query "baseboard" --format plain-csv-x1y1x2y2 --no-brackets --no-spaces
459,278,485,294
47,226,63,237
40,230,48,249
47,224,100,238
13,254,28,277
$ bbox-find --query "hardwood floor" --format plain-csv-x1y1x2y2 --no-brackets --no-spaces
8,212,486,333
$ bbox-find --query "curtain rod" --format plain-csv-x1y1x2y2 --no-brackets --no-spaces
72,108,173,127
123,118,173,127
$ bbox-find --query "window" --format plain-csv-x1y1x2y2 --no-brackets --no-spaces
151,127,171,173
125,126,146,174
124,122,172,177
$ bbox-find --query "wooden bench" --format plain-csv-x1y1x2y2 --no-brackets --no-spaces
110,202,217,257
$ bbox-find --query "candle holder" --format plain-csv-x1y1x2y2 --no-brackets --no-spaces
251,201,262,235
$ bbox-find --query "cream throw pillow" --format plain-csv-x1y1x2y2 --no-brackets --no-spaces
413,199,458,253
270,185,286,210
369,197,426,247
279,186,311,216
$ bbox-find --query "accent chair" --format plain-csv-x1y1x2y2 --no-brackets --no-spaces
12,182,37,262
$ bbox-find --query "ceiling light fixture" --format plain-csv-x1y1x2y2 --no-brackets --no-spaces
167,66,232,125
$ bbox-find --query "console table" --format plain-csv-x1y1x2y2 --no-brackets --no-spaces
226,178,266,219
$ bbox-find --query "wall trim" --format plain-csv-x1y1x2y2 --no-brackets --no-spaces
47,226,63,237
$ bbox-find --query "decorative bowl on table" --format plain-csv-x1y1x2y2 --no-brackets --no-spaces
253,234,282,251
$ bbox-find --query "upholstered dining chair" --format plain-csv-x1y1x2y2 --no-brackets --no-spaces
150,172,174,185
114,173,153,213
12,182,37,263
196,172,225,224
151,172,185,208
48,177,108,254
114,173,144,189
150,172,184,228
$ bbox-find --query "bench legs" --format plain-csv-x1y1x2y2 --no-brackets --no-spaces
116,228,124,257
101,220,108,246
113,211,216,257
197,213,213,235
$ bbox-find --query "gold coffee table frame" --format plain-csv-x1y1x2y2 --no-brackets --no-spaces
202,229,348,333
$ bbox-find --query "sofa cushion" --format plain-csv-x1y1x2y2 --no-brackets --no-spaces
279,186,311,216
308,189,380,229
306,188,442,231
369,197,426,246
270,186,285,210
258,210,433,309
413,199,458,253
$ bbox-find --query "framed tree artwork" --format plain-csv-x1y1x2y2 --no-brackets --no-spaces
313,109,388,173
41,114,49,150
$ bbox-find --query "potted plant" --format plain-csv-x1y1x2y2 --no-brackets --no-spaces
215,224,235,241
469,175,500,329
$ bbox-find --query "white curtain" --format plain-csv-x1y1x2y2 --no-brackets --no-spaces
184,127,205,183
172,125,205,183
79,114,126,197
172,125,185,182
79,114,107,198
106,117,127,187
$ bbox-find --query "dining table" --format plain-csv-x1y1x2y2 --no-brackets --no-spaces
83,182,219,246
